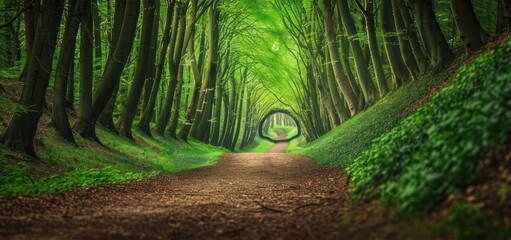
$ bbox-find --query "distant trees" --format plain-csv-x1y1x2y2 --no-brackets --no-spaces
0,0,503,156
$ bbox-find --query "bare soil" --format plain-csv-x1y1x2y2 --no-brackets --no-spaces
0,135,399,239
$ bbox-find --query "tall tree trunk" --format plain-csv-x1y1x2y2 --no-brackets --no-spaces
1,0,64,157
178,17,204,141
398,2,428,75
362,0,388,95
325,48,350,122
51,0,80,143
166,64,184,138
138,1,176,136
117,0,156,140
338,0,378,104
392,0,421,80
74,0,94,138
92,0,102,75
380,0,409,87
66,62,75,110
155,1,187,135
210,76,223,145
230,74,246,150
88,0,140,140
408,0,453,71
191,3,220,143
323,0,358,115
140,0,160,122
450,0,488,53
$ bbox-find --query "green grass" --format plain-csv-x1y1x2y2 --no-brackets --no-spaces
0,125,227,196
286,135,306,153
241,135,275,152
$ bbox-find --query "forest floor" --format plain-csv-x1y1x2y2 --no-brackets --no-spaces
0,132,416,240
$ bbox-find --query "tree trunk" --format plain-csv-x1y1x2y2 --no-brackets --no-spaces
210,75,223,145
166,64,184,138
155,1,186,135
338,0,378,104
392,0,421,80
178,17,204,141
191,3,220,143
398,2,428,75
450,0,488,53
140,0,160,122
1,0,64,157
117,0,156,140
409,0,453,71
138,1,176,136
380,0,409,87
325,48,350,122
363,0,388,95
66,62,75,110
89,0,140,139
74,0,94,138
92,0,102,74
323,0,358,116
51,0,80,143
230,73,246,150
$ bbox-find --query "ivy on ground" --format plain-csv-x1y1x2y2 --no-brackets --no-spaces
350,40,511,213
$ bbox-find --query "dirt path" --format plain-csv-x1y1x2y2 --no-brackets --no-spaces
267,129,290,153
0,139,392,239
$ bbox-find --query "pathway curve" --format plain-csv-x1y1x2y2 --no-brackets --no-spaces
0,134,390,239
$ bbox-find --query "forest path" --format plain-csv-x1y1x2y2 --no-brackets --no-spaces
0,138,384,239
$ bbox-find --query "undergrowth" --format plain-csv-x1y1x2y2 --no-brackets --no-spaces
350,40,511,213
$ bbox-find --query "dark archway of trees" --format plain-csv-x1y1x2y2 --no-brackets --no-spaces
258,109,302,143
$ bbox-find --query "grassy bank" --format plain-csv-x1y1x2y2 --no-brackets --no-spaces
0,123,227,196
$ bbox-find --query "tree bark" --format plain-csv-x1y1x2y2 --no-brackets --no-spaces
338,0,378,104
191,3,220,142
88,0,140,139
117,0,156,140
51,0,80,143
391,0,420,80
138,0,176,136
179,17,204,141
380,0,409,87
74,0,94,138
408,0,453,71
361,0,388,95
166,65,184,138
323,0,358,116
1,0,64,157
154,1,186,135
450,0,488,53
